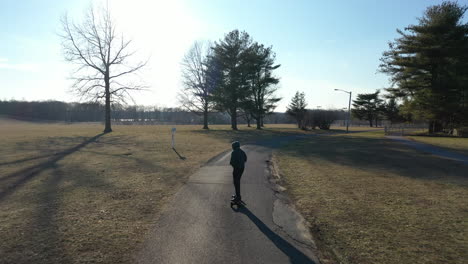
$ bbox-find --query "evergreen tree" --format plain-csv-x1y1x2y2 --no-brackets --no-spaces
380,1,468,132
286,91,307,129
382,97,404,124
210,30,253,130
243,43,281,129
352,91,384,127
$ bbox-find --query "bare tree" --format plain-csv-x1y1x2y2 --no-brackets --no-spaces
60,5,147,133
178,41,216,129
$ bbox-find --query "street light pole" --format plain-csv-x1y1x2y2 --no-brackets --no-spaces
347,91,352,133
334,89,352,133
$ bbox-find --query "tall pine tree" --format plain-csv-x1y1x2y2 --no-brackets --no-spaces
244,43,281,129
211,30,253,130
380,1,468,132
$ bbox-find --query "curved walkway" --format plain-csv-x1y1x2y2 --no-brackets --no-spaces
386,136,468,165
136,144,319,264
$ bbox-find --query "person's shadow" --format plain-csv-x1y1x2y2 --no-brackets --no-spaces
232,206,317,264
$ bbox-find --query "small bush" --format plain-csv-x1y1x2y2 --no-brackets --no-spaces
303,109,343,130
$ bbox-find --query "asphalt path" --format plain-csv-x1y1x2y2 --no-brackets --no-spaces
136,143,319,264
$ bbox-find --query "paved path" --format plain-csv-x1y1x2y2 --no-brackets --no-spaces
386,136,468,165
136,144,319,264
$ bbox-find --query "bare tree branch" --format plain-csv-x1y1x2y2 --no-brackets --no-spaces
109,60,148,79
60,4,148,132
178,41,216,128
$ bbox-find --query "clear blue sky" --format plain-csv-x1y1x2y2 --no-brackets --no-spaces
0,0,455,111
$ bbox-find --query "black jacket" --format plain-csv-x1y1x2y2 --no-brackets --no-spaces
230,142,247,168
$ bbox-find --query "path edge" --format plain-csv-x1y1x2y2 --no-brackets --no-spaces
266,153,327,264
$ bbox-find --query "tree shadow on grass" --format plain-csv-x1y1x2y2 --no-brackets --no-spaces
0,133,105,201
78,149,167,181
4,163,116,263
1,132,170,263
0,153,57,167
2,132,161,263
281,135,468,184
0,135,109,168
232,206,316,264
191,127,312,146
193,128,466,184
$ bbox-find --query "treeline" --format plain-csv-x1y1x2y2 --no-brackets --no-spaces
0,100,293,125
0,100,103,122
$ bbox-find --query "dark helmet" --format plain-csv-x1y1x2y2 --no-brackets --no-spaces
232,141,240,149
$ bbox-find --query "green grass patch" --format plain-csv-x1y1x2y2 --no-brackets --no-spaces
275,133,468,264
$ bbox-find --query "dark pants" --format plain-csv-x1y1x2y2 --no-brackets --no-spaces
233,166,244,199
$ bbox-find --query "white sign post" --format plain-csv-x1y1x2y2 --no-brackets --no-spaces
171,127,176,149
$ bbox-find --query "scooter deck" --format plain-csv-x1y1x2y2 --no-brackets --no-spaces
230,200,246,207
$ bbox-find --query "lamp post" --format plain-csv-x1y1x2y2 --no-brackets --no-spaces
334,89,352,133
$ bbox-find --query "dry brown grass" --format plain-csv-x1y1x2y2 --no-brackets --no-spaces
0,119,312,264
275,133,468,264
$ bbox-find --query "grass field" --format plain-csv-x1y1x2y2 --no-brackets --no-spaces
2,119,466,264
275,132,468,264
0,119,311,263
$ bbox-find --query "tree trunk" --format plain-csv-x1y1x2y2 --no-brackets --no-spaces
247,116,251,127
104,75,112,133
203,108,209,129
429,120,443,134
369,118,373,127
256,118,261,129
231,108,238,130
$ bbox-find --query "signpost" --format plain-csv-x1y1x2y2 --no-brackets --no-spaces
171,127,176,149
